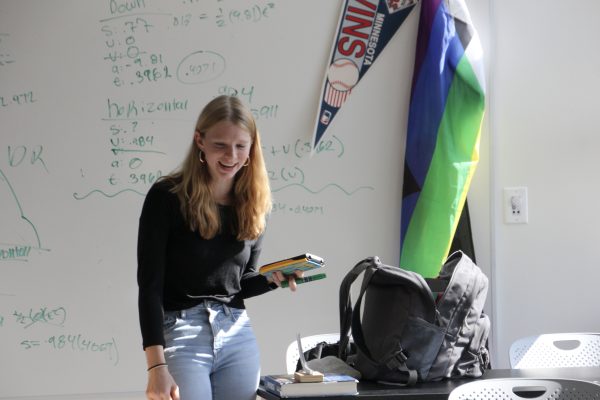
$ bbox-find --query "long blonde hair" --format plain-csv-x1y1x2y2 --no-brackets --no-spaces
164,95,271,240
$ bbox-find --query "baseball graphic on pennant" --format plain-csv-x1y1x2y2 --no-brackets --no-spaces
327,58,359,92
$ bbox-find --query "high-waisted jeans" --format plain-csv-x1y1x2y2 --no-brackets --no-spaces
163,300,260,400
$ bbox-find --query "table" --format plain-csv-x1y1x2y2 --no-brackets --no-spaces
257,367,600,399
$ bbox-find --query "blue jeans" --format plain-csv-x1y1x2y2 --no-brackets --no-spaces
163,300,260,400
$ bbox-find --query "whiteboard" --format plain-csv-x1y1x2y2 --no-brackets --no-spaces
0,0,419,397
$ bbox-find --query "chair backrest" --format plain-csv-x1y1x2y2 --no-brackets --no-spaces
449,378,600,400
285,333,339,374
509,333,600,369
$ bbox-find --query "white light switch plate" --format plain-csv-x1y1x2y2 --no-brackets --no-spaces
504,187,528,224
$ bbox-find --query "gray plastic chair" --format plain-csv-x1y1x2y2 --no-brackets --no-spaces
510,333,600,369
449,378,600,400
285,333,340,374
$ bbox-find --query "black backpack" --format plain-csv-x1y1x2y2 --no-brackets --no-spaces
337,251,490,385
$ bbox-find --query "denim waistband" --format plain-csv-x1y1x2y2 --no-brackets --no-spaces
174,299,232,318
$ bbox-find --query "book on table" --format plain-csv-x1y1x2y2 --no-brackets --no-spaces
261,373,358,397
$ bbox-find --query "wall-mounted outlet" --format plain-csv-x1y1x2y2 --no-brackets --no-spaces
504,187,528,224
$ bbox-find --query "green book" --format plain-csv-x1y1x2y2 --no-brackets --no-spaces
281,273,327,288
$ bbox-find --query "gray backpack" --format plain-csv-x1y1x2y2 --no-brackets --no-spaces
338,251,490,385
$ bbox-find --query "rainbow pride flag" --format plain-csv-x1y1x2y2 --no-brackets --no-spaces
400,0,485,278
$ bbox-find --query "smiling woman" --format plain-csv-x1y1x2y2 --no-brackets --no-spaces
194,120,253,200
137,95,303,400
168,95,271,239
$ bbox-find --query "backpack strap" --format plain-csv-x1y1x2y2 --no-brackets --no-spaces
338,257,375,360
350,268,418,385
339,257,419,385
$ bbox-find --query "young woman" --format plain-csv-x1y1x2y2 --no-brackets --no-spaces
137,95,300,400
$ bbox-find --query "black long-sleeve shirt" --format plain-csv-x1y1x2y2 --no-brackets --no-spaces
137,179,274,349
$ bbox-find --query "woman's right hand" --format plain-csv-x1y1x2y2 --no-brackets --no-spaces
269,270,304,292
146,366,180,400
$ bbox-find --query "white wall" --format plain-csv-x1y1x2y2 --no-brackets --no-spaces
490,0,600,367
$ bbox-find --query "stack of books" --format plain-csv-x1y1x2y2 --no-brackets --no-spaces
261,373,358,397
259,253,324,277
259,253,325,283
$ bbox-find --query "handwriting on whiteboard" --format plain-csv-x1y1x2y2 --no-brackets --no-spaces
1,305,120,365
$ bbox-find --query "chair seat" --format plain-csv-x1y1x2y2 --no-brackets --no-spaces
449,378,600,400
509,332,600,369
285,333,340,374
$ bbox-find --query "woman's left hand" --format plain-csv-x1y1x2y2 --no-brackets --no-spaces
270,270,304,292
